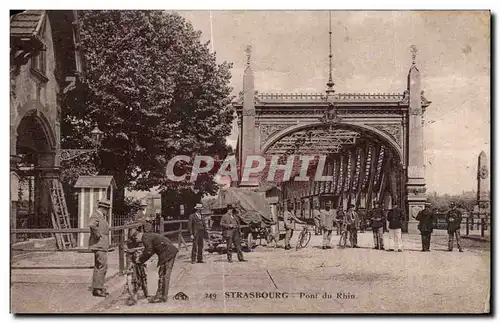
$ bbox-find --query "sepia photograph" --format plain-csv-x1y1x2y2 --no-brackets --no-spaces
8,9,491,314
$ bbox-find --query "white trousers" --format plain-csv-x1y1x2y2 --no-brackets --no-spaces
388,228,403,250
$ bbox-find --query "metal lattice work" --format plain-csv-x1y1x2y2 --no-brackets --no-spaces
266,128,360,155
373,146,386,190
362,146,373,190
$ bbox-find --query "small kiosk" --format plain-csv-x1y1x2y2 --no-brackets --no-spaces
74,175,116,247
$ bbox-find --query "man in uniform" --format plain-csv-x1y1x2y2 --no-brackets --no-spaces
89,200,111,297
369,201,385,250
387,201,404,252
129,228,179,303
414,202,435,252
345,204,360,248
188,203,207,264
221,204,246,262
446,202,463,252
283,201,305,250
321,201,335,249
313,202,321,235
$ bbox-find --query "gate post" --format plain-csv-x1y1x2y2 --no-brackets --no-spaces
118,228,125,274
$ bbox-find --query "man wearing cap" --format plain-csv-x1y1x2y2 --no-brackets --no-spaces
387,201,404,252
320,201,335,249
129,229,179,303
221,204,245,262
89,199,111,297
368,201,385,250
345,204,360,248
188,203,207,264
414,202,435,252
446,202,463,252
283,201,305,250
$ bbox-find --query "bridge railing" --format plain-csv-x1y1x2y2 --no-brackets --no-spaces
464,216,490,238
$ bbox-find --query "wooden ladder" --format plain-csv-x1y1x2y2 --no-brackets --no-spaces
50,179,75,249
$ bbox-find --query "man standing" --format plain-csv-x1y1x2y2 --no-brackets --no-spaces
335,205,345,236
283,201,305,250
387,201,404,252
129,229,179,303
188,203,207,264
447,202,463,252
320,201,335,249
346,204,360,248
414,202,435,252
369,201,385,250
89,200,111,297
313,202,321,235
221,204,246,262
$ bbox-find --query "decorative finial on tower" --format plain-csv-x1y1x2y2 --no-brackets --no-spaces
245,45,252,68
410,45,418,65
326,11,335,94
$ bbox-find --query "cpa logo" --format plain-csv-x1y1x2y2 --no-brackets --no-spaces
173,292,189,300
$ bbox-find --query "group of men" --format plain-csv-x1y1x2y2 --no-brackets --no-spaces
414,201,463,252
284,200,405,251
188,203,246,263
88,197,464,304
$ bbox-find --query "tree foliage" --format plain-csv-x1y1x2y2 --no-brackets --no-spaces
427,191,481,212
61,11,234,204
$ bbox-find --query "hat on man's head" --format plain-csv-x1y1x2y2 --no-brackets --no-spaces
449,202,456,207
97,199,111,209
348,204,355,208
194,203,203,210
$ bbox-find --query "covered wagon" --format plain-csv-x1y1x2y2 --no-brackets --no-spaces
206,187,276,252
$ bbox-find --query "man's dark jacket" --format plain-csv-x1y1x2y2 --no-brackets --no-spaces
369,207,385,229
387,207,404,229
188,212,207,237
446,208,462,234
416,208,435,234
138,232,178,266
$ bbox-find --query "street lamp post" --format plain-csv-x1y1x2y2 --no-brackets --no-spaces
59,125,104,161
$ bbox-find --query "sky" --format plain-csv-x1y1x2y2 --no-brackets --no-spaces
175,10,491,195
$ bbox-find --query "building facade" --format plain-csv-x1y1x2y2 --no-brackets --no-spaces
10,10,82,238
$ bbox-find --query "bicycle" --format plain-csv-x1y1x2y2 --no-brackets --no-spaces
296,223,312,250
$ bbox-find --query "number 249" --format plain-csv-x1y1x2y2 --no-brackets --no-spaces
205,293,217,300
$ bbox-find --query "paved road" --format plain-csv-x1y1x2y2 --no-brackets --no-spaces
11,250,123,313
93,231,490,314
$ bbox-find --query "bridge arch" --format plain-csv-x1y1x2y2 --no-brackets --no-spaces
261,121,403,164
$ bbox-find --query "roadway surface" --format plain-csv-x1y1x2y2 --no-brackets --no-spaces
86,231,491,314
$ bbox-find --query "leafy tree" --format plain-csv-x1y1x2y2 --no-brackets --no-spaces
62,10,234,215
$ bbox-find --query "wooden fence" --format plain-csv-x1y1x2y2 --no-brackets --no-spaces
11,219,192,274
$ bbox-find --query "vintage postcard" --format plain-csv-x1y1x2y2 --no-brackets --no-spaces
9,10,490,314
